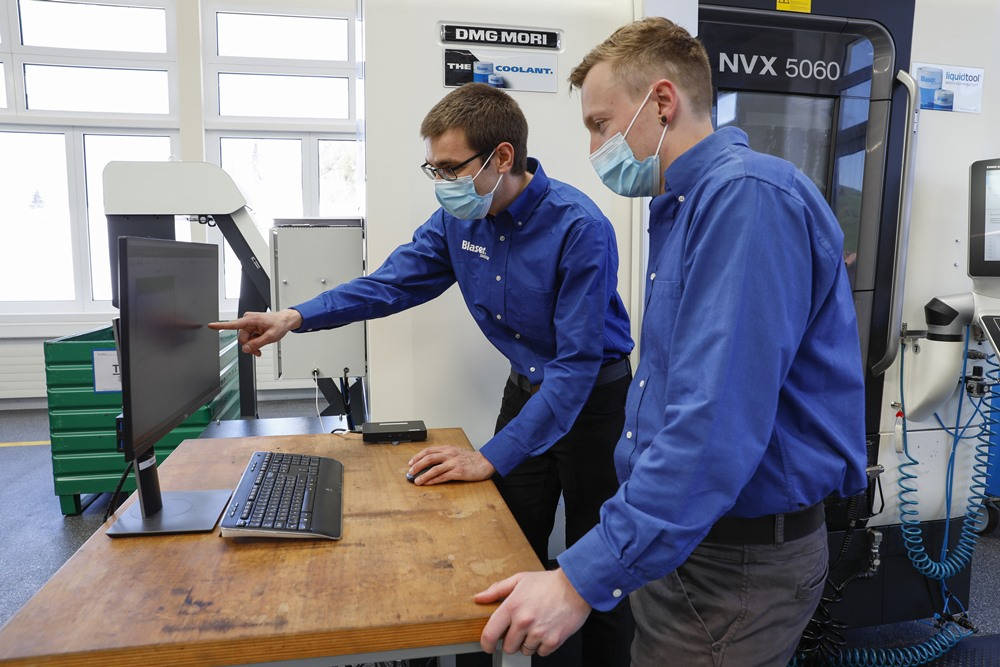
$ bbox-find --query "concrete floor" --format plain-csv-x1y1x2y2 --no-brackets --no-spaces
3,403,1000,666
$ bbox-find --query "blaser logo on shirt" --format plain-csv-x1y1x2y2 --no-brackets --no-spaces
461,239,490,260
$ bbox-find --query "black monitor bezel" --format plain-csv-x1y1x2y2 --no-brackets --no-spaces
118,236,220,462
969,158,1000,278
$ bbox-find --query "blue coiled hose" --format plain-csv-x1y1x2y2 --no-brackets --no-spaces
821,619,973,666
897,331,991,581
792,336,988,666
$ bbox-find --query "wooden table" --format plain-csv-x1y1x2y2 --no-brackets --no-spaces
0,428,541,666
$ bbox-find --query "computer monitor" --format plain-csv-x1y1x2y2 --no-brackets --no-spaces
107,237,231,537
969,158,1000,277
106,214,175,308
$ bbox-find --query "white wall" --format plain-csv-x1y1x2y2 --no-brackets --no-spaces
362,0,635,447
870,0,1000,525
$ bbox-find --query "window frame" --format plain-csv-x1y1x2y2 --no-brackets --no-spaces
2,0,179,126
16,0,176,59
0,0,181,323
0,124,179,316
205,129,362,312
202,1,359,132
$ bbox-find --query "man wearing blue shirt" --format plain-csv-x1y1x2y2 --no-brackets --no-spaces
210,83,635,665
475,18,867,666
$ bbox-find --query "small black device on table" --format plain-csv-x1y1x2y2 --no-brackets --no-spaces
220,451,344,540
362,420,428,443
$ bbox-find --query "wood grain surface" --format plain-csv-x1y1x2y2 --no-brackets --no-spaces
0,428,541,666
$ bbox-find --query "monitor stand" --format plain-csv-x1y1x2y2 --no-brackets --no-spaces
106,452,232,537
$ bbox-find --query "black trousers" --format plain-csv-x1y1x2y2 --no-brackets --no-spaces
459,372,635,667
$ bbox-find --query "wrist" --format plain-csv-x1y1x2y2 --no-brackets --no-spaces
282,308,303,330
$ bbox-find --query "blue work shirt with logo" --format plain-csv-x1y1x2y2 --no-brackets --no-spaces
291,158,633,475
558,127,867,611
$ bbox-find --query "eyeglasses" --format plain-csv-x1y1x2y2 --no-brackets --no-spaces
420,150,488,181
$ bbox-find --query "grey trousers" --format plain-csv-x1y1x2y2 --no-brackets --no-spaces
630,523,828,667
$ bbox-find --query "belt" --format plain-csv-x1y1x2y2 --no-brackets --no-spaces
704,502,825,545
508,356,631,395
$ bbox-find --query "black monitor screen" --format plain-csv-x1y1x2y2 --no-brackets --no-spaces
119,237,220,460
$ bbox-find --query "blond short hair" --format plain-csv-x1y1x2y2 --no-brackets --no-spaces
570,17,713,116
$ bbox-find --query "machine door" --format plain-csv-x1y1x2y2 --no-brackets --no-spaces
699,7,896,373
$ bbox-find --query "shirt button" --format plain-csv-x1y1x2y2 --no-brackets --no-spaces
639,379,645,388
499,235,505,241
529,366,536,373
514,333,521,339
517,221,523,227
495,275,501,281
626,431,632,439
496,313,502,320
650,272,656,281
678,195,685,202
612,588,623,598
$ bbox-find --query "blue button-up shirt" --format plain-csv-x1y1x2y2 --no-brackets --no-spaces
292,159,633,475
558,127,867,611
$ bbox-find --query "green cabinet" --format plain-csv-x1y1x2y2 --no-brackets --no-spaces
44,327,240,514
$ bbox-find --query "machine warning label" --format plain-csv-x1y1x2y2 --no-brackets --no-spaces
776,0,811,13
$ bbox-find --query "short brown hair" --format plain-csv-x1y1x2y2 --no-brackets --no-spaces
570,17,713,116
420,83,528,174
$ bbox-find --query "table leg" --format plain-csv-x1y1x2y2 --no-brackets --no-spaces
493,652,530,667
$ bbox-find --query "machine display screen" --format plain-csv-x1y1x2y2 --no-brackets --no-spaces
969,159,1000,277
985,169,1000,262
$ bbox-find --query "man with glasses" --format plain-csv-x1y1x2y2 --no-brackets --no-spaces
210,82,635,666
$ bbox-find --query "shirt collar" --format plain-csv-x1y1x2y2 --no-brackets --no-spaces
662,126,748,197
498,157,548,225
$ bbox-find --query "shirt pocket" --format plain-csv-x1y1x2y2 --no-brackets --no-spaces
641,279,683,364
508,286,555,342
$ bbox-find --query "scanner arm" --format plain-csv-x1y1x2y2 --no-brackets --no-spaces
902,293,974,421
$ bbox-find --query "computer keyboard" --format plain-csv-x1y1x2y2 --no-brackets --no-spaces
220,451,343,539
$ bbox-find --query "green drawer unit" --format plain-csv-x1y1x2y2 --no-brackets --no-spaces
44,326,240,515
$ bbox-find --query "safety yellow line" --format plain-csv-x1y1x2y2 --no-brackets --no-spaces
0,440,50,448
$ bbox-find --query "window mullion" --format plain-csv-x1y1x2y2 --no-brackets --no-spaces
303,132,318,217
65,127,92,309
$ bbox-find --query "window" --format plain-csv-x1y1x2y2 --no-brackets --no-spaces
25,64,169,114
84,133,173,301
19,0,167,53
319,139,362,217
0,0,178,315
204,3,357,126
204,3,363,305
0,130,72,301
216,12,347,61
218,73,348,119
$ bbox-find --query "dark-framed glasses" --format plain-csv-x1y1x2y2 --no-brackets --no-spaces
420,150,488,181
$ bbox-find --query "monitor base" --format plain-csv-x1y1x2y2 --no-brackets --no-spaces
106,489,232,537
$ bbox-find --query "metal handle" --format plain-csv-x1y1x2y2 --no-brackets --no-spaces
871,70,920,376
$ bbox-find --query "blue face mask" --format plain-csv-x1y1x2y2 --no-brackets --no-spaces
589,87,668,198
434,149,503,219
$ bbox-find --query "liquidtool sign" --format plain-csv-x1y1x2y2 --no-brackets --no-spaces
912,62,984,114
444,48,557,93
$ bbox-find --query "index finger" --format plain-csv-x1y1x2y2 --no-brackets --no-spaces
408,446,443,467
207,319,246,330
